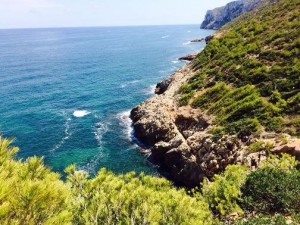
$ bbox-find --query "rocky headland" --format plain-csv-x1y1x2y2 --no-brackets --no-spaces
200,0,263,29
130,62,300,187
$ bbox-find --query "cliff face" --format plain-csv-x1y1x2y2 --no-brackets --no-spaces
131,0,300,187
200,0,263,29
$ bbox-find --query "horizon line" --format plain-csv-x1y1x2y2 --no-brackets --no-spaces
0,23,202,31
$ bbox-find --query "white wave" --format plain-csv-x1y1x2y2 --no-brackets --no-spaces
161,35,169,39
172,60,179,64
93,122,109,146
183,41,192,45
143,85,156,95
129,80,140,84
77,120,109,176
73,110,91,118
50,116,72,152
187,30,191,33
120,80,140,88
117,110,134,140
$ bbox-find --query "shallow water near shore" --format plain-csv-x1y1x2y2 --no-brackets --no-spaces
0,25,213,176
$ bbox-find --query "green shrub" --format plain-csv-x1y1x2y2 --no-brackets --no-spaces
269,90,282,104
284,116,300,137
179,91,194,106
66,166,213,225
210,126,226,141
241,167,300,213
261,153,299,171
266,116,284,131
192,82,230,109
287,92,300,113
225,118,262,135
201,165,248,216
248,141,273,153
0,137,72,225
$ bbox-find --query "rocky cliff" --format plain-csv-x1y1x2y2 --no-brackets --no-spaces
200,0,263,29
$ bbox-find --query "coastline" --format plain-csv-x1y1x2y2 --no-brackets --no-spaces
130,53,300,187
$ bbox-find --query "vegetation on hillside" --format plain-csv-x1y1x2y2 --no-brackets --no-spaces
1,137,299,224
0,137,213,225
179,0,300,137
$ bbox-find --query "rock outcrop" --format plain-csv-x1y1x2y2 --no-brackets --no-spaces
178,52,199,62
200,0,263,29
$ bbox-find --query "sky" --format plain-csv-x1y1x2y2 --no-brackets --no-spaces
0,0,233,29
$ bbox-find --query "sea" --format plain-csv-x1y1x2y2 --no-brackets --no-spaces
0,25,213,176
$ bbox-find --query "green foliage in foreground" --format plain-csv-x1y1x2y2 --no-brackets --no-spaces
0,138,71,225
66,166,212,225
179,0,300,136
1,137,300,224
241,155,300,214
242,166,300,214
201,154,300,218
0,137,213,225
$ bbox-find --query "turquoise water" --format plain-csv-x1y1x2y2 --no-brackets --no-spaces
0,25,213,176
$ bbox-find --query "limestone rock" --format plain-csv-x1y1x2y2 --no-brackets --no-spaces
200,0,263,30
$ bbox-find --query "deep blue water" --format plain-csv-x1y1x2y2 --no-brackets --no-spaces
0,25,213,176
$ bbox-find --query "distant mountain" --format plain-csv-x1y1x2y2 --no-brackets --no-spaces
200,0,263,29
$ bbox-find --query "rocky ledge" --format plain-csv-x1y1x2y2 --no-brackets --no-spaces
178,52,199,62
130,63,300,187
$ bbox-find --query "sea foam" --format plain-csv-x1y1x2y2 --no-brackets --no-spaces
143,85,156,95
73,110,91,118
50,115,72,152
118,110,134,139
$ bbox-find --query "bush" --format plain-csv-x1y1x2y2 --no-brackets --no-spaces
201,165,248,216
179,91,194,106
192,82,230,109
0,137,72,225
287,92,300,113
66,166,213,225
241,166,300,213
247,141,273,153
210,126,226,141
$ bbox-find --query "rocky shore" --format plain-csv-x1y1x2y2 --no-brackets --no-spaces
130,62,300,187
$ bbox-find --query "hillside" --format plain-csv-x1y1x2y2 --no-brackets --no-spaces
131,0,300,187
183,0,300,137
200,0,264,29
